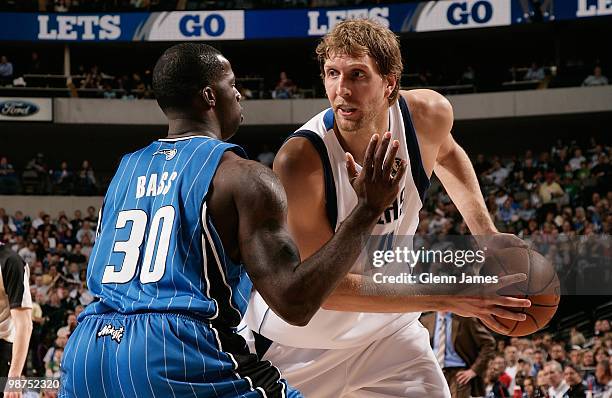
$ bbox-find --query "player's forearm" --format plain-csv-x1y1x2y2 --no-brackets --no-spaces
286,204,382,322
323,271,476,312
434,142,497,235
8,314,32,377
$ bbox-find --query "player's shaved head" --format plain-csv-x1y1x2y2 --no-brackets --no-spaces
153,43,224,113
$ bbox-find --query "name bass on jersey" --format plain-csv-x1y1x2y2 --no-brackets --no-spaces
136,172,178,198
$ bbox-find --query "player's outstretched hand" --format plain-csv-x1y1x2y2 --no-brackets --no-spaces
346,132,407,216
445,273,532,334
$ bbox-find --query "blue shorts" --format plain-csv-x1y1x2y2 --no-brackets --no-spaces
59,312,302,398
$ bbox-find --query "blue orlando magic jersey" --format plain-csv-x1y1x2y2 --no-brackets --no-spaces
81,135,251,328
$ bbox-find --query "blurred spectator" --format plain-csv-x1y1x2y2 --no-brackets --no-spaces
56,313,77,337
0,55,13,85
103,82,117,99
563,363,587,397
486,355,511,397
522,375,545,397
24,153,51,194
43,331,67,378
544,360,569,397
54,0,69,12
52,161,73,194
18,241,37,265
569,149,587,171
582,66,609,87
74,160,97,195
569,349,583,368
539,172,564,204
84,206,98,225
76,221,94,244
536,369,549,394
524,62,545,81
595,347,609,365
587,359,611,397
80,65,102,89
26,51,44,74
0,156,19,194
70,210,83,232
505,345,519,391
474,154,491,176
459,65,475,85
532,349,546,376
551,344,568,367
486,161,510,186
131,72,148,98
272,71,297,99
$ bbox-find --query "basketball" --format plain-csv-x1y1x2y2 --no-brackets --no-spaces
480,247,561,337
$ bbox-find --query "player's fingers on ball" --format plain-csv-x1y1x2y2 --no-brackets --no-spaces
490,306,527,321
373,132,391,180
382,139,400,179
363,134,378,179
493,296,531,308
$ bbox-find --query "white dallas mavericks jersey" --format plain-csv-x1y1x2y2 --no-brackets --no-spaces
245,96,430,349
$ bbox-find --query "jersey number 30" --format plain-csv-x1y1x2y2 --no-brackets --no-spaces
102,206,175,284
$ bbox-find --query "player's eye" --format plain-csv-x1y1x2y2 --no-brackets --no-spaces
352,70,365,78
326,69,338,78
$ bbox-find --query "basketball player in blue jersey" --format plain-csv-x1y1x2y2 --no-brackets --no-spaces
244,20,533,397
59,43,407,398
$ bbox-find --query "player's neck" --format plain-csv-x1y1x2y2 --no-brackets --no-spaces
167,118,220,140
335,107,390,165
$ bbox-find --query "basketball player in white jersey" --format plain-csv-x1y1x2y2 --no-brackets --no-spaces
243,20,531,397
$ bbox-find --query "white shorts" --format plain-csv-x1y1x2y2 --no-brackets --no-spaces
259,321,450,398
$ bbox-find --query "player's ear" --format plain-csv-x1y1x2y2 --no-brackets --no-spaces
385,74,397,99
202,86,216,107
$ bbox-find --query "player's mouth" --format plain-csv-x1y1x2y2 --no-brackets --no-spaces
337,106,358,118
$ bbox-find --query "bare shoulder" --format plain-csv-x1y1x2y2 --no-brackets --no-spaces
399,89,453,118
274,136,324,178
219,150,284,199
399,89,453,144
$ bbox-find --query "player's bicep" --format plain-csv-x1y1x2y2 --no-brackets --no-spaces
274,138,334,260
234,163,300,293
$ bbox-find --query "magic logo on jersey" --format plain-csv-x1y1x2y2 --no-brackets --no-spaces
97,324,125,343
153,148,178,160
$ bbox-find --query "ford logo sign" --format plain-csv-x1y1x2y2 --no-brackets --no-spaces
0,100,40,117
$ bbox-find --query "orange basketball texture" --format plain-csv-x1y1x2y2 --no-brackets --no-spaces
480,247,560,336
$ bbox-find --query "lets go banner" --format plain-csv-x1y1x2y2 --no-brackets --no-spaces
0,0,610,42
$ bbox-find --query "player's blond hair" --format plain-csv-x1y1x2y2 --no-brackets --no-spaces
316,19,403,104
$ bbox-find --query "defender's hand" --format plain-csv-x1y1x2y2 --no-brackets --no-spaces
346,132,407,217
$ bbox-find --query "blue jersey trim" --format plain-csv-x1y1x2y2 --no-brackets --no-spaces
323,108,334,131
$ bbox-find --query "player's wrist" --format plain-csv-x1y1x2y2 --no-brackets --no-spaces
352,202,382,225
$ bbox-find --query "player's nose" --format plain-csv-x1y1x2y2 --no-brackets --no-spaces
336,75,351,97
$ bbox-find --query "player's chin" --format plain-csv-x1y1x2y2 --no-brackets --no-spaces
338,119,360,132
